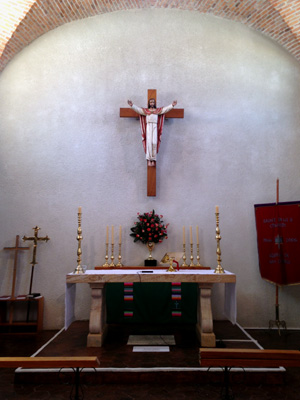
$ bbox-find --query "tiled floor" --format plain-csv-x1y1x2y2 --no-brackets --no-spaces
1,321,300,399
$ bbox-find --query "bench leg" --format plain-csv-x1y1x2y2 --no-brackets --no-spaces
68,367,83,400
221,367,234,400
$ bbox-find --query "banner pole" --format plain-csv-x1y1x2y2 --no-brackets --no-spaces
269,178,286,334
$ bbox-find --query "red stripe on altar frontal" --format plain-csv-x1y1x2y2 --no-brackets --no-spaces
172,312,182,317
124,296,133,301
172,295,182,301
124,312,133,317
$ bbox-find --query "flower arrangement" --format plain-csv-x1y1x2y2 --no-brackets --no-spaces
130,210,169,244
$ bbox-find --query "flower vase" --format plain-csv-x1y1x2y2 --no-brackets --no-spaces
145,242,157,266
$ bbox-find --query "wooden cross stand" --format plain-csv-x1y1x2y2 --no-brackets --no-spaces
3,235,29,325
4,235,29,299
120,89,184,196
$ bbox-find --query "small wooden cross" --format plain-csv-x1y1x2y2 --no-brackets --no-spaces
23,226,50,295
4,235,29,299
120,89,184,196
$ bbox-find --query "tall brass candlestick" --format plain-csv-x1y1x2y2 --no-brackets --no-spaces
214,207,225,274
74,207,85,274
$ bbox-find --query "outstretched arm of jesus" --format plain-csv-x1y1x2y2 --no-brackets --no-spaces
159,100,177,115
127,100,146,116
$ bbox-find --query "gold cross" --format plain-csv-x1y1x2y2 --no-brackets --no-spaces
23,226,50,295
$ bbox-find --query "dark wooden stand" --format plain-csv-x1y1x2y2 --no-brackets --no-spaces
0,295,44,333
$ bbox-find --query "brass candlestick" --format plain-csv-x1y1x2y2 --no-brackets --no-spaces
196,244,202,266
74,209,85,274
189,243,195,267
102,243,109,267
214,210,225,274
110,243,115,267
116,243,123,267
181,244,188,267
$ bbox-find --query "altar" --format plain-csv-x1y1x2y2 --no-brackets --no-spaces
66,269,236,348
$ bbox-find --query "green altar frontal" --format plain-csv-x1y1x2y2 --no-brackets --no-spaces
106,282,198,324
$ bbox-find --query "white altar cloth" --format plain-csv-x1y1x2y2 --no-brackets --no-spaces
65,269,236,330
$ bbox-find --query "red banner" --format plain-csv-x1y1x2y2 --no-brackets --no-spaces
255,202,300,285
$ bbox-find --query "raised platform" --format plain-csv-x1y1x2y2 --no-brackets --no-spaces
14,320,285,385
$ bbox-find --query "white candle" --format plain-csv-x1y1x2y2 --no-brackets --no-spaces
119,225,122,244
190,226,193,244
196,225,199,245
183,226,185,245
106,226,109,244
215,205,219,214
78,206,82,214
111,225,114,245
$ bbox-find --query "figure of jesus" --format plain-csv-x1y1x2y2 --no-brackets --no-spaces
127,98,177,166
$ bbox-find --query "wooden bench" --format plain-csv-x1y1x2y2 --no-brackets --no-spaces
199,348,300,400
0,356,100,400
200,348,300,368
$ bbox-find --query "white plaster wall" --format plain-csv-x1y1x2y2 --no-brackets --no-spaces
1,9,300,329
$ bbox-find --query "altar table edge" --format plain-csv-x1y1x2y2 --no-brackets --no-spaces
66,269,236,284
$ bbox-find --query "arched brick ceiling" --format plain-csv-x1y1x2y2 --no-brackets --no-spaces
1,0,300,73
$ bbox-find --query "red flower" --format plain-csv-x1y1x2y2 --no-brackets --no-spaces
130,210,168,245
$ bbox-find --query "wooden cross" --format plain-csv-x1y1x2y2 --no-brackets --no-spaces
4,235,29,299
22,226,50,295
120,89,184,196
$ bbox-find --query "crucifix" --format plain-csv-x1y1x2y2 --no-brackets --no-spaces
120,89,184,196
22,226,50,295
